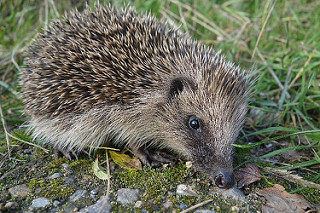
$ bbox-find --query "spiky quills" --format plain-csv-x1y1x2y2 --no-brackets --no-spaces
21,4,252,166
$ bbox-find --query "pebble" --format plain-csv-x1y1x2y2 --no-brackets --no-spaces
185,161,193,168
64,177,75,185
176,184,198,197
4,201,18,209
116,188,140,206
30,197,50,208
23,149,33,154
63,203,78,213
163,200,173,209
62,163,73,174
8,184,31,198
89,189,98,199
53,200,61,207
214,186,246,202
231,206,240,212
90,189,98,195
195,210,215,213
70,190,87,202
48,173,63,180
134,201,143,208
78,196,111,213
179,203,188,209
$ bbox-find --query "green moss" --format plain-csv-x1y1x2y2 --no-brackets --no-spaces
298,187,320,204
27,177,74,199
45,158,70,174
27,178,46,189
69,159,91,172
116,164,189,199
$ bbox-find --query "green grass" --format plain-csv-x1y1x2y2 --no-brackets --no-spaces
0,0,319,205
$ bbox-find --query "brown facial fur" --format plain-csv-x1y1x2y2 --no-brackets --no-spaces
21,5,251,185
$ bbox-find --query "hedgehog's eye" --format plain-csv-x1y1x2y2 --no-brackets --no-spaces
188,116,201,131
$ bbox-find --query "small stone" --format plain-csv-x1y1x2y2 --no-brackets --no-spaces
79,196,111,213
218,186,247,202
23,149,33,154
265,143,273,148
62,163,73,174
163,200,173,209
90,189,99,195
186,161,192,168
30,197,50,208
195,210,215,213
212,186,246,202
116,188,140,206
176,184,198,197
231,206,240,212
179,203,188,209
134,201,143,208
5,201,18,209
48,173,63,180
63,203,78,213
64,177,75,185
8,184,31,198
70,190,87,202
53,200,61,207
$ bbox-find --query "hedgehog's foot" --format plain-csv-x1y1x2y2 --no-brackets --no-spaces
133,148,176,168
53,148,80,160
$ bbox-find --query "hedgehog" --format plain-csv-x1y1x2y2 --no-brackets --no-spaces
20,5,251,189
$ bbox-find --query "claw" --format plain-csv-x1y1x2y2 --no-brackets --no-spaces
54,148,79,160
131,148,176,167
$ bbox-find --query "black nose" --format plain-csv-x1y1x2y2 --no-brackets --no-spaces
214,170,235,189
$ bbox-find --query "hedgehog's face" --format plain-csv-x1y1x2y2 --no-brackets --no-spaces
161,75,249,189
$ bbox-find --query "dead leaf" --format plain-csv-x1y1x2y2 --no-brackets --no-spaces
109,150,142,171
257,184,314,213
234,163,262,188
92,156,109,180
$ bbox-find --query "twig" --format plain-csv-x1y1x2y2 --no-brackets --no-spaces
0,97,11,158
105,150,111,200
252,0,277,59
98,150,111,213
8,133,49,153
263,167,320,190
180,199,213,213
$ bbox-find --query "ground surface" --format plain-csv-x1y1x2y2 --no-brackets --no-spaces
0,0,320,212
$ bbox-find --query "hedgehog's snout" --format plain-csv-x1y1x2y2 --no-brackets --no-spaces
214,170,235,189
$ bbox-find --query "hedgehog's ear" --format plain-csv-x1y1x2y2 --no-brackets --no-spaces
168,77,195,100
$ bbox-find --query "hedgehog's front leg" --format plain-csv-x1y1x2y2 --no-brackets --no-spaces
131,147,176,167
53,148,79,160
